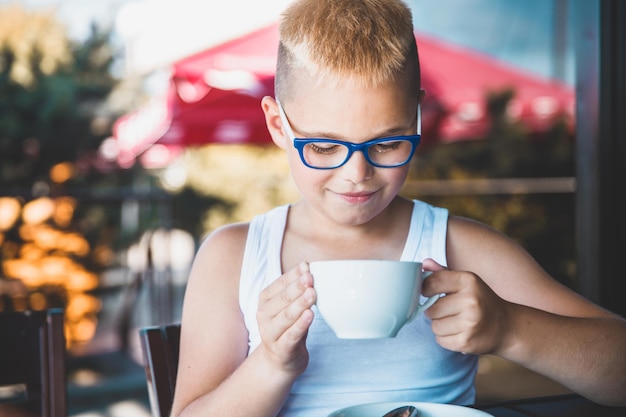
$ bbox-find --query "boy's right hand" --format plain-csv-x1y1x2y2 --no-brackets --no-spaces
256,262,316,378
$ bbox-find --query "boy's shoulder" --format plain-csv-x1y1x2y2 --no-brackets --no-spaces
196,221,250,262
199,204,289,255
446,214,519,264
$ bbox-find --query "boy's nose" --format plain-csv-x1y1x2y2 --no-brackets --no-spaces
339,150,374,183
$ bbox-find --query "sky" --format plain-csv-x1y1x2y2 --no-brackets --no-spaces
0,0,574,83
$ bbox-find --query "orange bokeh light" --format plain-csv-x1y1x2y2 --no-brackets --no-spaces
31,225,62,251
1,192,108,348
66,269,99,292
58,232,90,257
66,293,101,321
22,197,55,225
0,197,21,230
2,258,43,287
18,224,34,241
28,291,48,310
39,255,75,286
19,242,46,260
69,316,98,343
53,196,76,228
49,162,75,184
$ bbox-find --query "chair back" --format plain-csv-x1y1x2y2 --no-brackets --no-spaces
0,309,66,417
139,323,181,417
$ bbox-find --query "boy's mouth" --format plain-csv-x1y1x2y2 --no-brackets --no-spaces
336,191,376,204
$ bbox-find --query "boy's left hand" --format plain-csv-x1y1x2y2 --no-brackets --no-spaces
421,258,511,355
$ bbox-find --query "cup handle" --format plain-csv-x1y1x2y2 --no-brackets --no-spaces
408,271,441,322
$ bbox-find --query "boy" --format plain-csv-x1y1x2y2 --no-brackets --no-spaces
170,1,626,416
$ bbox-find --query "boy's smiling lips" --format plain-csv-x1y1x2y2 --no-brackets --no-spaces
334,190,378,204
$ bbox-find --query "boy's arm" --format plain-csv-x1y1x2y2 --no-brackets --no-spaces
425,216,626,406
170,224,314,417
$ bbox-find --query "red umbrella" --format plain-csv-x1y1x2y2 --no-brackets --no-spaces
417,33,574,144
112,23,574,167
113,24,278,168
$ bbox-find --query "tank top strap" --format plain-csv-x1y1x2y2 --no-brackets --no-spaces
401,199,449,267
239,204,289,351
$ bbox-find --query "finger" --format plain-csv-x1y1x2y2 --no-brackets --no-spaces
424,292,461,320
258,270,306,342
259,279,309,333
278,307,315,345
422,258,447,272
421,270,462,297
276,271,314,313
263,262,309,300
281,287,316,324
260,265,312,318
262,286,316,342
429,314,464,337
434,332,470,354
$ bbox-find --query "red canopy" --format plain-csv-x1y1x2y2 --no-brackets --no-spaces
113,23,574,168
419,34,574,143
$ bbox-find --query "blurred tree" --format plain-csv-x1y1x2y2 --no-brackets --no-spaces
0,4,125,346
0,4,117,189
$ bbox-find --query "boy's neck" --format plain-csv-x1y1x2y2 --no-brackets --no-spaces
281,197,414,269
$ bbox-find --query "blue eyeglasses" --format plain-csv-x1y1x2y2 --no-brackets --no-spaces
277,100,421,170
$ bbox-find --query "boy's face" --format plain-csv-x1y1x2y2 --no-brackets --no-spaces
263,72,420,227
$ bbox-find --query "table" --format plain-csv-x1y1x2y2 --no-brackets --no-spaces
473,393,626,417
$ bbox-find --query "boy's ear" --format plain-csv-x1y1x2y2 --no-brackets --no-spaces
261,96,289,150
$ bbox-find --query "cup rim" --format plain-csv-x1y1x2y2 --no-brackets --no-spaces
309,259,421,265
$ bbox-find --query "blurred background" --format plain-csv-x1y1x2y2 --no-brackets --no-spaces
0,0,616,416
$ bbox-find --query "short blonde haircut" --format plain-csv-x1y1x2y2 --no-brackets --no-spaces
276,0,419,102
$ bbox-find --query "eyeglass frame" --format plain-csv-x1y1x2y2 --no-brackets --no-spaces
276,99,422,170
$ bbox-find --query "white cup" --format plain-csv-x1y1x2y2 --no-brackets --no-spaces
311,260,439,339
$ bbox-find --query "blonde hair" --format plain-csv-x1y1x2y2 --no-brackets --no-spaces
276,0,419,102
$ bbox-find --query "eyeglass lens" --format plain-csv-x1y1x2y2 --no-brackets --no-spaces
301,139,414,168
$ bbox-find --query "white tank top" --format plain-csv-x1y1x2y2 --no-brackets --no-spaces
239,200,477,417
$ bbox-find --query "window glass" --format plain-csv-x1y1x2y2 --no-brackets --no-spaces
406,0,577,288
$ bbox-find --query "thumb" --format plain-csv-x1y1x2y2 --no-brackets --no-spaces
422,258,447,272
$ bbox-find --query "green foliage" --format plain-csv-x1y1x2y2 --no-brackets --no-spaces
0,22,116,188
